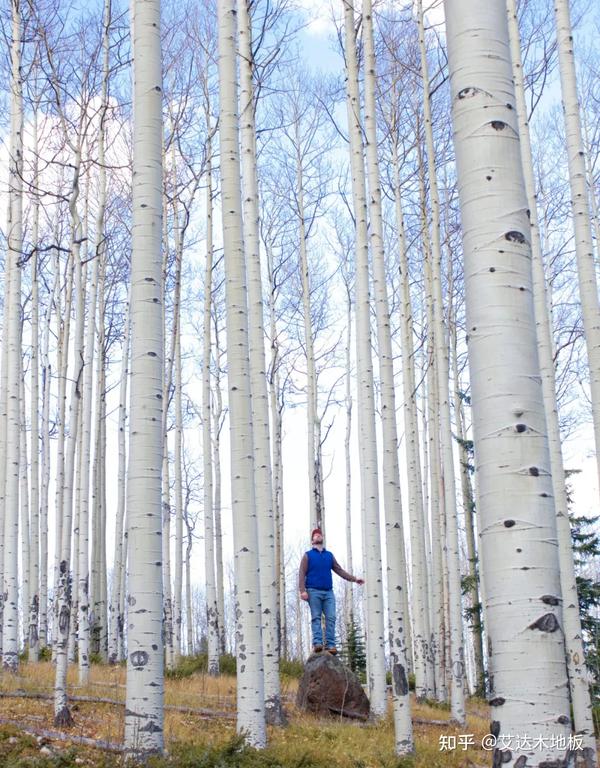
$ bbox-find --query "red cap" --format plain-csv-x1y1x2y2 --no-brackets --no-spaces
311,528,323,539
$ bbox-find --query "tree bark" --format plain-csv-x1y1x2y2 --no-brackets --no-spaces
217,0,266,748
507,0,597,758
342,0,387,719
445,1,573,763
2,0,24,673
124,0,165,754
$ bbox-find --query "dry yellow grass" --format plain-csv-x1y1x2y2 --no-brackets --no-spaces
0,662,493,767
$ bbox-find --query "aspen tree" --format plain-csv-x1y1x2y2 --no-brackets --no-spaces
238,0,282,723
553,0,600,496
202,124,220,676
78,0,111,682
217,0,266,747
507,1,596,759
390,136,433,700
28,101,41,660
19,368,30,653
342,0,387,718
124,0,165,754
445,1,573,764
2,0,24,673
362,0,412,747
109,303,129,664
416,0,465,723
54,203,85,727
212,323,227,656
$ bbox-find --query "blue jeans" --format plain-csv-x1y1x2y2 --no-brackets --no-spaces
307,588,336,648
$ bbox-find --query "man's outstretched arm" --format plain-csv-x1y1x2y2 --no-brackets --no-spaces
332,556,364,584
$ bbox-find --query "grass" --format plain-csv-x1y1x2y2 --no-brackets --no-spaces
0,661,493,767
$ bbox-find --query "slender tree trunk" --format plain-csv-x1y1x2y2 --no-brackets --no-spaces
445,1,573,763
238,0,281,722
362,0,412,746
54,188,85,725
2,0,24,672
212,332,226,656
391,138,432,696
295,141,323,535
507,1,596,758
417,142,446,701
19,367,30,652
28,103,41,660
217,0,266,746
266,241,286,660
416,0,465,723
343,281,354,628
449,309,484,696
0,265,10,656
109,303,129,664
342,0,387,718
39,258,55,652
124,0,164,754
202,131,220,675
553,0,600,498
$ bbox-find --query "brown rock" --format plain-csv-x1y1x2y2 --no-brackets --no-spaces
296,652,370,720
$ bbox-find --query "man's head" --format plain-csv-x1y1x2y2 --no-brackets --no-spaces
311,528,323,546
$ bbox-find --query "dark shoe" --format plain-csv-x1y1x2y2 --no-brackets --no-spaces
326,647,337,655
313,644,323,653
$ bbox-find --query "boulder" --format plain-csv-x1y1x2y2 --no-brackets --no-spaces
296,652,370,720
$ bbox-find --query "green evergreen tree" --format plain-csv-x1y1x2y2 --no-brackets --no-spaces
341,615,367,682
567,470,600,705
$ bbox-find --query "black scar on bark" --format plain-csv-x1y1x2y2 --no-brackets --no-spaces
514,757,528,768
515,423,527,432
491,120,507,131
490,720,500,737
140,720,162,733
529,466,539,476
393,663,409,696
493,748,512,766
54,706,75,728
541,595,560,606
529,613,559,633
505,231,526,244
130,650,149,667
458,87,479,99
489,697,505,707
557,715,570,726
504,520,516,528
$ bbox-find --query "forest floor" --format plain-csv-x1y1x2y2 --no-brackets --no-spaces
0,661,494,767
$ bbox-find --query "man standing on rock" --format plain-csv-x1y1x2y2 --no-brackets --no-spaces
299,528,364,655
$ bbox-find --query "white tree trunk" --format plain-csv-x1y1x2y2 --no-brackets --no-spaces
2,0,23,672
19,366,30,652
54,208,85,726
362,0,412,747
28,101,41,659
202,132,220,675
391,142,432,697
217,0,266,747
109,302,130,664
416,0,465,723
124,0,164,754
212,334,227,656
342,0,387,719
238,0,281,723
507,1,596,758
39,256,56,652
553,0,600,497
445,1,573,763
